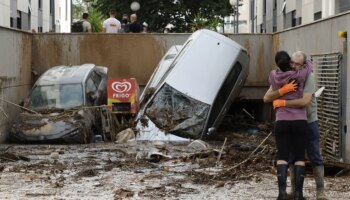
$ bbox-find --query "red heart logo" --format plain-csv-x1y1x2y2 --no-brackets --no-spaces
112,81,132,93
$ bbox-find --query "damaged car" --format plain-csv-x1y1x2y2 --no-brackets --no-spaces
10,64,107,143
138,29,249,139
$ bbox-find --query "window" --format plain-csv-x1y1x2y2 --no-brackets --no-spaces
260,24,264,33
292,10,296,27
297,17,302,25
66,0,68,20
17,11,22,29
38,0,42,10
314,11,322,21
28,10,31,30
86,78,97,94
50,0,54,14
29,84,83,110
206,62,242,127
91,71,102,88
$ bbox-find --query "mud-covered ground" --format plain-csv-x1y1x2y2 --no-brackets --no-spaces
1,138,350,200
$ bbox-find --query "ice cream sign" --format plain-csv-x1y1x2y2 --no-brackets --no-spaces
107,78,140,114
111,81,132,98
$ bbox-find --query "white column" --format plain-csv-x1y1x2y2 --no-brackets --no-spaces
0,0,11,27
322,0,335,18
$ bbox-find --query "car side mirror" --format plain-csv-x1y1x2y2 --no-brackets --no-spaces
207,127,216,135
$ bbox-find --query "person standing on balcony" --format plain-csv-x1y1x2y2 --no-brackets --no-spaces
82,13,92,33
103,9,121,33
264,51,327,200
129,14,143,33
121,14,130,33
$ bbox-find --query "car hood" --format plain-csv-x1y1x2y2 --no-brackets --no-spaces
12,110,89,136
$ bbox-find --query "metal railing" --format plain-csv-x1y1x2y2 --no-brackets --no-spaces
311,52,343,161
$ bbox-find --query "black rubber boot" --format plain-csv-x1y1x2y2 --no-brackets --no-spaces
313,165,328,200
277,164,288,200
294,165,306,200
288,164,295,199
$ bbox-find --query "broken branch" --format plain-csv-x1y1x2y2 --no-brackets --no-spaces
0,107,8,118
0,98,39,114
242,108,255,119
225,132,272,172
216,137,227,166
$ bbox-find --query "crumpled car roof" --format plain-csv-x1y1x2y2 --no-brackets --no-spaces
35,64,96,86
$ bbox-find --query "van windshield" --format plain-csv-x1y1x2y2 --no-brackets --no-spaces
29,84,83,110
145,83,210,138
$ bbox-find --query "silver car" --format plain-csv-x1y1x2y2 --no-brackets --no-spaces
11,64,107,143
138,29,249,139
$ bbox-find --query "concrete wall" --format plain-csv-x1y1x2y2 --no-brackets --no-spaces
226,34,273,99
31,33,273,98
31,33,189,86
273,12,350,162
0,27,32,143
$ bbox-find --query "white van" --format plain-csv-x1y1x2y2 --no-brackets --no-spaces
140,29,249,139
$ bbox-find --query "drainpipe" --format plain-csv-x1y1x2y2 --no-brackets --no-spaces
339,31,347,162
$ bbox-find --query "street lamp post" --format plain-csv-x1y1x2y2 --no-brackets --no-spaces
229,0,242,33
130,1,140,13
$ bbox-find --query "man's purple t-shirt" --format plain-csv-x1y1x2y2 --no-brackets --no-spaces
269,60,313,121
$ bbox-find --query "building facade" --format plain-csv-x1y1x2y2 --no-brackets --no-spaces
0,0,71,33
224,0,251,33
251,0,350,33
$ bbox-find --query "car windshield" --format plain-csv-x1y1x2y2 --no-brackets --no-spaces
145,83,210,138
29,84,83,110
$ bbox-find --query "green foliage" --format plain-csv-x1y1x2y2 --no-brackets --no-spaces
207,17,222,31
190,14,208,31
190,14,223,32
91,0,232,32
88,9,104,32
72,0,85,21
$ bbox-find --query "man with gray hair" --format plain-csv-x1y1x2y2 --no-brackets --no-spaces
129,14,143,33
264,51,327,200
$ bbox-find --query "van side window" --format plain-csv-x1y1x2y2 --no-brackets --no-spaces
206,62,243,127
91,71,102,87
86,77,97,94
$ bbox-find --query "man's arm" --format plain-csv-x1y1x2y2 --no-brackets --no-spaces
285,93,312,107
263,80,298,103
273,92,312,109
263,86,281,103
